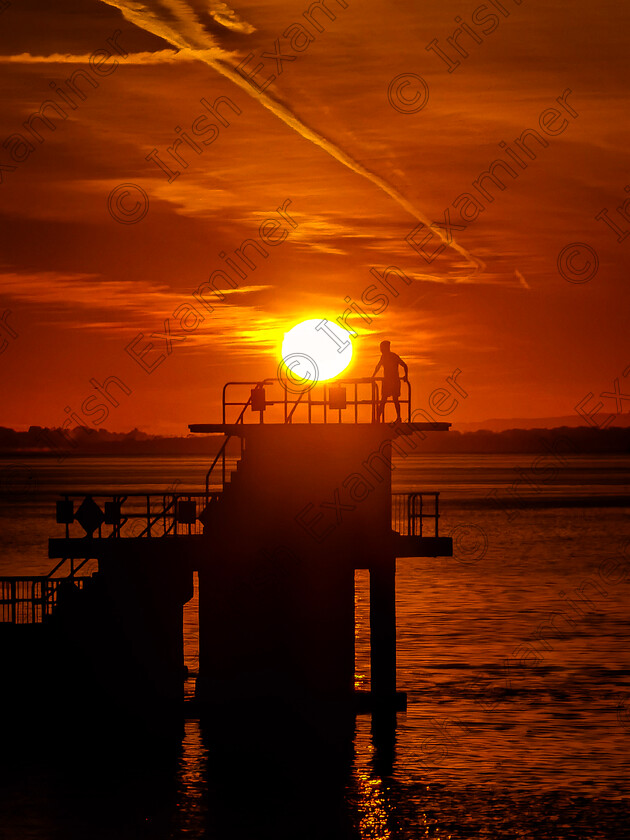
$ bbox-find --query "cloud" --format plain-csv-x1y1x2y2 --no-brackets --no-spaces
205,0,256,34
515,269,531,290
0,48,231,64
0,270,270,335
96,0,483,277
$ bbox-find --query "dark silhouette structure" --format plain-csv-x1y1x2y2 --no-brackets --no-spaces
2,378,453,722
373,340,409,423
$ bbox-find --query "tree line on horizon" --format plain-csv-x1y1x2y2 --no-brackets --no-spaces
0,424,628,456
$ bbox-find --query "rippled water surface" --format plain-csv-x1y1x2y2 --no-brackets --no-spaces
1,454,629,837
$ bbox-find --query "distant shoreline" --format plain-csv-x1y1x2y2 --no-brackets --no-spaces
1,425,629,456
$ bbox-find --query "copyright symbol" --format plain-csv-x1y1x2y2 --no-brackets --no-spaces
107,183,149,225
557,242,599,283
387,73,430,114
277,353,319,394
450,523,488,565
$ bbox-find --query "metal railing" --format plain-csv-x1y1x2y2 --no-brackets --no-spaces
205,392,252,495
392,492,440,537
0,576,90,624
54,492,220,540
52,491,439,540
222,378,412,425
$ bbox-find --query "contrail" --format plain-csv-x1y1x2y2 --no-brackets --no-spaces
100,0,483,274
515,269,530,289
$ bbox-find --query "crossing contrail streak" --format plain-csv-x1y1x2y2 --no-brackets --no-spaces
100,0,483,274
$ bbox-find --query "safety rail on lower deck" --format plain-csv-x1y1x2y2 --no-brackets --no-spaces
0,576,90,624
392,492,440,537
53,490,440,540
53,491,222,540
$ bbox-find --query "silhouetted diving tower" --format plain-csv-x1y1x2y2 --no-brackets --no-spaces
34,377,452,717
190,378,452,710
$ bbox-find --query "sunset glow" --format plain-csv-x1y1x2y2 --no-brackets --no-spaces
281,319,353,383
1,4,630,839
0,1,627,434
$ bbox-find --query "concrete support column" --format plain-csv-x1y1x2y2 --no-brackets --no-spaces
369,556,397,698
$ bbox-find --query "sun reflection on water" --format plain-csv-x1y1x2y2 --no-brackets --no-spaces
171,718,209,836
353,716,392,839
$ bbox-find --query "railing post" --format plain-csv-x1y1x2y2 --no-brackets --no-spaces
11,579,16,624
146,495,151,538
371,380,378,423
435,492,439,538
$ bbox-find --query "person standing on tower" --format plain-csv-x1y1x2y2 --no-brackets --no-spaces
372,340,409,422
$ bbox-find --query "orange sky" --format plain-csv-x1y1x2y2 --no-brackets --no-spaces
0,0,628,433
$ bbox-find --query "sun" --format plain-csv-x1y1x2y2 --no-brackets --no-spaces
281,319,353,383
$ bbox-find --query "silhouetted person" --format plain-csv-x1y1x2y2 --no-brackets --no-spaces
373,340,408,422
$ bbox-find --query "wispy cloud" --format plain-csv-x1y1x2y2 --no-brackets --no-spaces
0,270,270,335
96,0,483,277
515,269,531,290
0,48,212,64
206,0,256,34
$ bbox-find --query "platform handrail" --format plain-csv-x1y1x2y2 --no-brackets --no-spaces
0,575,90,624
392,492,440,537
206,387,258,495
221,377,411,425
221,380,273,425
52,491,220,542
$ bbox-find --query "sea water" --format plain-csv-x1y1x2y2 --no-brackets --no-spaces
1,454,629,837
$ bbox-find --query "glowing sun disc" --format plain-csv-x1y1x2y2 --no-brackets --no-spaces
281,319,353,383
